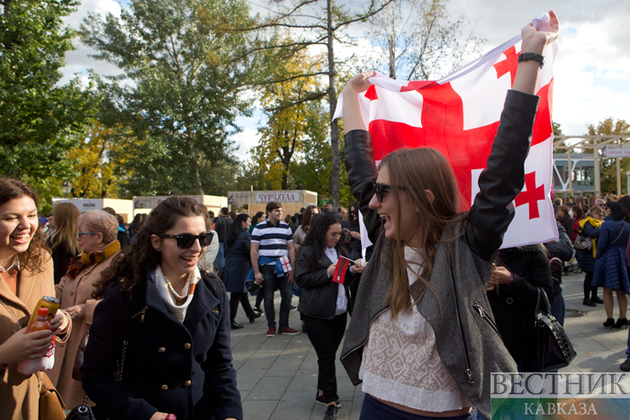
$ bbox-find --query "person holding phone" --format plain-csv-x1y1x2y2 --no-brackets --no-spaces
295,214,364,420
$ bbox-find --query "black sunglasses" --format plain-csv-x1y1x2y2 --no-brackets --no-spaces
158,231,214,249
372,178,408,202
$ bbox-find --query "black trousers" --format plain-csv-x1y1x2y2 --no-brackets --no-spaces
583,271,599,299
303,312,347,404
229,292,255,323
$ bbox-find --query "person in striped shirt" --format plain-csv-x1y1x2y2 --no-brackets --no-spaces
250,202,299,337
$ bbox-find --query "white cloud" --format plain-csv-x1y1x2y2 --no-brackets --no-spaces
231,126,261,162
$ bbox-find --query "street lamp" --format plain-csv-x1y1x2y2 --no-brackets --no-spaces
62,182,72,197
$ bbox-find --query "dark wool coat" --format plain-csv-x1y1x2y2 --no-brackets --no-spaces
81,272,242,420
489,246,554,371
223,229,252,293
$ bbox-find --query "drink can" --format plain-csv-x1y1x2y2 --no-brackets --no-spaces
28,296,60,325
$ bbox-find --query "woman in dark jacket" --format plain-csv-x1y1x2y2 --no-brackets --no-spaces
223,213,258,329
81,197,241,420
488,245,554,372
578,207,603,306
592,201,630,329
295,214,364,420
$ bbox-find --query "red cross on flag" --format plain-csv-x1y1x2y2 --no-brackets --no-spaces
279,256,292,273
335,14,559,248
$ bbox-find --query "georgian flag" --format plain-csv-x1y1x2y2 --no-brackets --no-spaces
335,14,559,248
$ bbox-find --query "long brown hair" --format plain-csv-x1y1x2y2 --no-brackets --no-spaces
49,203,81,256
94,196,210,298
0,178,47,273
301,205,318,231
380,147,461,318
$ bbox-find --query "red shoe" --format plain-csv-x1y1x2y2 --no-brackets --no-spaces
278,327,300,336
266,327,276,337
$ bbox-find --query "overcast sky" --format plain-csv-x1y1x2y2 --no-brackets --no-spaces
61,0,630,161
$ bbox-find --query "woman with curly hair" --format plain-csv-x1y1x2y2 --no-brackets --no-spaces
81,197,241,420
0,178,70,420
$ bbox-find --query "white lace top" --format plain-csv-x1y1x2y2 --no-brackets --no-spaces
359,247,471,412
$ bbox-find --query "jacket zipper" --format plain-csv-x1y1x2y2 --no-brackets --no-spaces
450,286,474,384
473,301,501,336
132,306,148,322
340,306,390,361
445,246,474,384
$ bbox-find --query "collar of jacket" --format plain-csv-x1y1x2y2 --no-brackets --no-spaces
145,268,220,331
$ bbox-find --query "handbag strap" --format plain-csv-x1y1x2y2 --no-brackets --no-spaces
119,290,133,381
535,287,552,317
609,224,625,246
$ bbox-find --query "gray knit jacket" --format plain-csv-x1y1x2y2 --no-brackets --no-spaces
340,90,540,420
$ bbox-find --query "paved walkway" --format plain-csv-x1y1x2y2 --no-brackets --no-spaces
229,271,630,420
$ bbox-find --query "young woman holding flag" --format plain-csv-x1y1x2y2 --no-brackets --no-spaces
294,213,364,420
339,11,559,420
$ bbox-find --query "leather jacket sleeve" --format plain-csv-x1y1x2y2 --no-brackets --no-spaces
545,221,573,261
344,130,382,245
465,90,540,261
295,246,332,289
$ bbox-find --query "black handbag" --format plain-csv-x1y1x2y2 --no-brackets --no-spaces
65,396,96,420
535,288,577,371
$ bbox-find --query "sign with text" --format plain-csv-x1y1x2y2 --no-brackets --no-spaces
491,372,630,419
255,192,299,203
602,144,630,158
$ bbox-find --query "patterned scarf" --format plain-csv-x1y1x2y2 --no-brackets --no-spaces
64,240,121,280
154,265,201,323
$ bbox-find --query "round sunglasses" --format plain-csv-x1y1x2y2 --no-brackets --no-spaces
158,231,214,249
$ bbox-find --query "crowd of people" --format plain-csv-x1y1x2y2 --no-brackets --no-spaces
4,10,625,420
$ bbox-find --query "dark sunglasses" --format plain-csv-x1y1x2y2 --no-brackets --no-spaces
158,231,214,249
372,178,408,202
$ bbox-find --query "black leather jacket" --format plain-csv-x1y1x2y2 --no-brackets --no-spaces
295,245,354,319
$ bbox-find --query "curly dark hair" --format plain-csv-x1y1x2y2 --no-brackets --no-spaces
93,196,210,298
301,213,348,272
0,178,47,273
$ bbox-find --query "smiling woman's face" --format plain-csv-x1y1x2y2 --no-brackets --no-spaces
0,196,38,265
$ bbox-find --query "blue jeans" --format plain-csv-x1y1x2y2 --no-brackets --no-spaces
626,328,630,359
216,242,225,273
360,394,478,420
261,265,292,329
551,292,565,326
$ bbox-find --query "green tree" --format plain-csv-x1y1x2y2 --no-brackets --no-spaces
81,0,257,196
0,0,95,203
66,121,134,198
252,50,327,189
587,118,630,195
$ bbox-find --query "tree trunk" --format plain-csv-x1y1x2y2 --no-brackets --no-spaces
327,0,340,210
